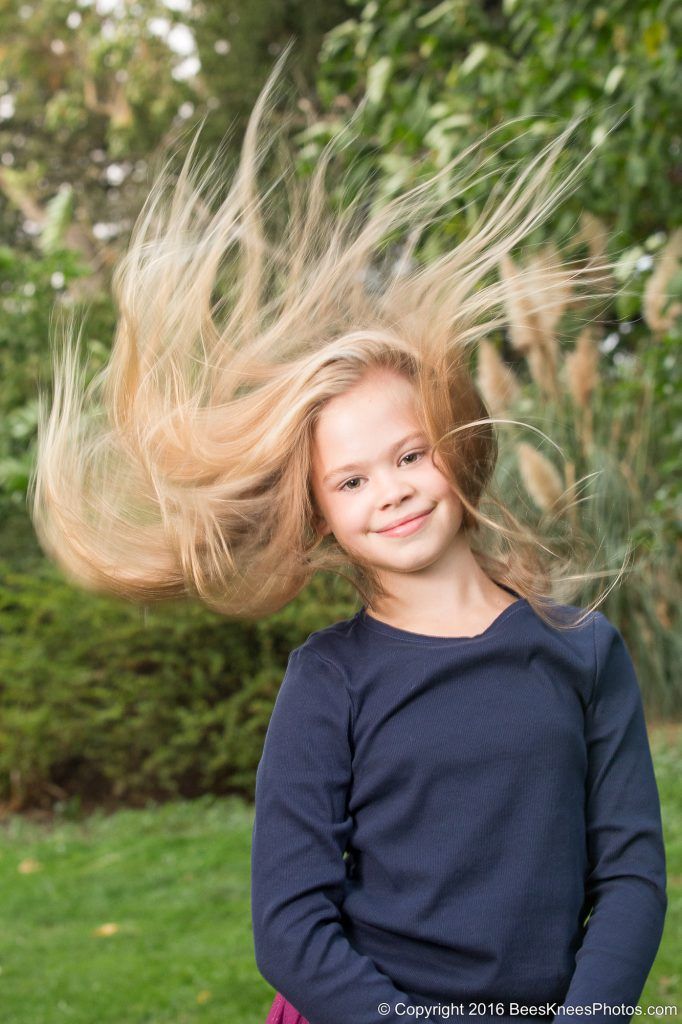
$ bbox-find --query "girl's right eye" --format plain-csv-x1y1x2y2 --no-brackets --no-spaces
339,477,362,492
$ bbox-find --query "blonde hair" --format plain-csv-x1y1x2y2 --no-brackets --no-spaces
29,49,627,628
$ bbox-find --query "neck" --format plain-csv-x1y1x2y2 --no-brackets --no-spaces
366,532,513,631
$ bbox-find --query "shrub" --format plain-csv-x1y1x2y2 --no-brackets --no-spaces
0,563,358,812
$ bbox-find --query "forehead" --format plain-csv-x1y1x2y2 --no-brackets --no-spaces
312,370,423,458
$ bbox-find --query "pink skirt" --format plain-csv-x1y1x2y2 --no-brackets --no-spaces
265,992,310,1024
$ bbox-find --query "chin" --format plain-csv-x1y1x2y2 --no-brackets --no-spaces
377,541,442,568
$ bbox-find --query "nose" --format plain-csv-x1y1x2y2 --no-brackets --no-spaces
376,469,417,509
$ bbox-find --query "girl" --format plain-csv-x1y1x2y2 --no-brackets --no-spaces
29,52,667,1024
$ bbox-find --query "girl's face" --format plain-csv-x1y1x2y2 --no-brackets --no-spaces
310,367,466,579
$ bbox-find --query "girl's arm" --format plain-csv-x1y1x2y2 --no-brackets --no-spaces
251,643,420,1024
557,613,668,1020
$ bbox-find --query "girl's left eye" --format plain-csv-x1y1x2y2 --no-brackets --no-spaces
338,450,425,491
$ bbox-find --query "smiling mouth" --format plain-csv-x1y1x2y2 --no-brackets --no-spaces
376,508,434,535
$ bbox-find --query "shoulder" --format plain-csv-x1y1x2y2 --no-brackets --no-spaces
292,612,362,678
526,602,638,710
526,597,597,658
520,600,608,701
562,605,630,673
531,598,621,644
546,605,638,707
588,609,641,703
589,607,626,654
286,615,363,721
283,615,359,696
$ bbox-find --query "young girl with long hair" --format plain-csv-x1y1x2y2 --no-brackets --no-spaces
29,50,667,1024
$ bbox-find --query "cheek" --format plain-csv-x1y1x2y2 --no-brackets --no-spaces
425,472,465,520
421,462,458,500
325,494,367,536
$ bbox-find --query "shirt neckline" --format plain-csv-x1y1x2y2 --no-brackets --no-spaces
356,586,528,645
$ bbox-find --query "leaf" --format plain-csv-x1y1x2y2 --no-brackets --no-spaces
92,922,119,936
366,56,392,106
460,43,490,76
18,858,42,873
643,22,668,58
604,65,625,95
40,186,74,256
0,458,30,492
416,1,454,29
590,124,608,147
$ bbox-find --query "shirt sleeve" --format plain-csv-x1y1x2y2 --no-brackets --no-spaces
250,643,420,1024
557,612,668,1021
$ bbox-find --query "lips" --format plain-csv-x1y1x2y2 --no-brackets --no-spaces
376,509,433,533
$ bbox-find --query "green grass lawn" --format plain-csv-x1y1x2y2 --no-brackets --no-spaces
1,726,680,1024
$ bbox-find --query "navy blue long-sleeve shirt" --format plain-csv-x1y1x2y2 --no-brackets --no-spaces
250,594,667,1024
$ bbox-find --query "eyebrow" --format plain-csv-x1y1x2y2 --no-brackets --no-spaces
323,431,427,484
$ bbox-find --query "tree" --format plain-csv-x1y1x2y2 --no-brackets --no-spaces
298,0,681,243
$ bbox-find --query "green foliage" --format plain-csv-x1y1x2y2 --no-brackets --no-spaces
39,185,74,256
192,0,351,154
609,245,682,544
302,0,681,242
0,244,116,512
503,316,681,715
290,5,682,711
0,0,198,205
0,0,349,253
467,228,682,714
0,0,680,809
0,0,350,513
0,565,358,811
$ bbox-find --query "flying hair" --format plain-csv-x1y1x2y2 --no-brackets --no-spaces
28,46,631,628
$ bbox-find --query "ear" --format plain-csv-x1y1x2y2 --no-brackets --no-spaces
313,512,332,537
